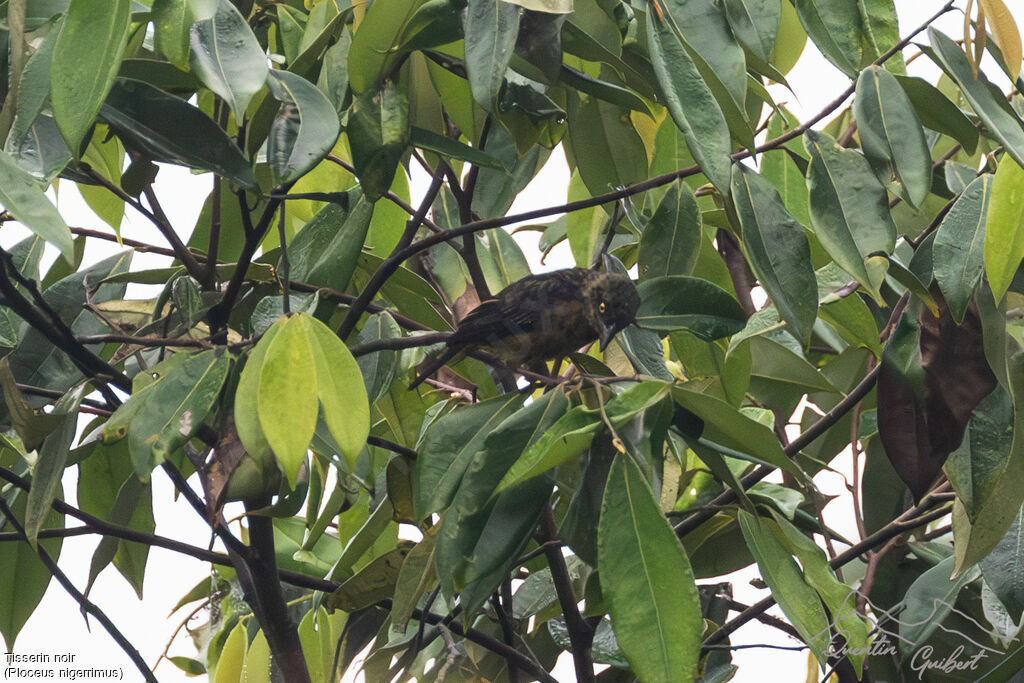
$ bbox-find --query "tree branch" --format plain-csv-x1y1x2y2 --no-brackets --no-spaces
336,165,448,339
0,247,131,396
0,498,158,683
538,508,594,683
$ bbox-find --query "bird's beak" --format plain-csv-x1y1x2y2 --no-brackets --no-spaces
598,320,618,351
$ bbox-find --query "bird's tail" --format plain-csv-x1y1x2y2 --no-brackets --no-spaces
408,345,462,390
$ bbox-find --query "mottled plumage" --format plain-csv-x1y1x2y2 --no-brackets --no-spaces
411,268,641,388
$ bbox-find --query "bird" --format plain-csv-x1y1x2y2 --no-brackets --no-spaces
410,267,642,389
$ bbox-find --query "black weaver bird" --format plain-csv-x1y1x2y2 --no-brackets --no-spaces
410,267,641,389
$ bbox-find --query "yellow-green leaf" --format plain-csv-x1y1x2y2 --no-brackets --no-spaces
303,313,370,467
980,0,1022,82
258,316,318,486
984,157,1024,303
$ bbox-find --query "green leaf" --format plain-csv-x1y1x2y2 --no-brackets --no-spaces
934,174,992,323
635,276,747,339
258,316,318,487
929,28,1024,169
953,352,1024,574
464,0,521,112
737,510,831,665
152,0,194,69
266,70,341,185
985,158,1024,303
0,488,64,648
288,190,374,293
565,94,647,198
768,510,871,669
415,394,526,517
435,391,565,604
721,0,781,63
8,251,131,392
895,75,979,155
731,164,817,343
25,385,86,546
598,455,701,681
8,21,61,163
901,555,979,649
50,0,130,151
100,79,257,189
673,384,803,477
235,323,279,467
78,438,154,599
348,0,421,93
790,0,862,77
126,350,231,478
303,314,370,468
638,181,700,280
559,65,651,114
347,80,410,201
0,149,73,262
496,382,672,492
355,314,401,404
410,126,505,169
189,0,269,120
854,66,932,208
858,0,903,72
645,5,732,192
980,504,1024,622
804,129,896,303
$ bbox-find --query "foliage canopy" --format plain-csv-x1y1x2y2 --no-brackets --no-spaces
2,0,1024,680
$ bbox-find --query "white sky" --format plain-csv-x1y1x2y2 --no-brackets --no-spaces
4,2,1023,682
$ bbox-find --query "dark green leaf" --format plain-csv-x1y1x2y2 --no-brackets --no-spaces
721,0,780,63
934,174,992,323
895,75,979,155
672,384,802,476
0,488,64,648
790,0,862,76
464,0,521,111
347,81,410,201
101,79,257,189
25,385,86,546
565,94,647,198
929,28,1024,169
637,181,700,280
645,7,732,192
598,455,701,681
51,0,130,151
559,65,650,114
731,164,817,343
855,66,932,208
287,189,373,293
804,129,896,303
8,252,131,394
635,276,747,339
415,394,525,518
265,70,340,185
189,0,268,119
900,555,978,649
410,126,505,169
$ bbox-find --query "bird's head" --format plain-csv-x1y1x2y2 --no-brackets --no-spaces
585,272,642,351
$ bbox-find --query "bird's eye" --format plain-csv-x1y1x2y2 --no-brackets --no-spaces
599,301,607,314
